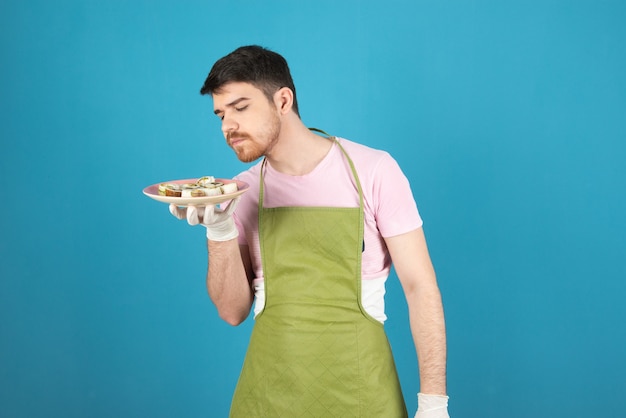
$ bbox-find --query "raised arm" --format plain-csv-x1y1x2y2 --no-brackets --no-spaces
206,240,254,325
169,198,254,326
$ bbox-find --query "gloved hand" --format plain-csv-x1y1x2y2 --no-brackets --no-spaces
169,197,241,241
414,393,450,418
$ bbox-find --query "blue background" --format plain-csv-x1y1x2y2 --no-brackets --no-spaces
1,1,625,417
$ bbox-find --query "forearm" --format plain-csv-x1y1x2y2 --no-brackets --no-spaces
207,238,253,325
408,284,447,395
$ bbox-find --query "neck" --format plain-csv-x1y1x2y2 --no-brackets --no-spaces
265,114,333,176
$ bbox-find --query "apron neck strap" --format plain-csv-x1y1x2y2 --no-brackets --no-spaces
308,127,331,137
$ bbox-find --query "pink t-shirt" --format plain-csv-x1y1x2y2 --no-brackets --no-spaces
233,137,423,321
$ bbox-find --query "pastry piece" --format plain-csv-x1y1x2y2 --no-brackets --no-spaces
220,182,238,194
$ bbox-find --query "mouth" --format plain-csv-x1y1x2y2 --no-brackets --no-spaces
230,138,245,147
227,133,248,147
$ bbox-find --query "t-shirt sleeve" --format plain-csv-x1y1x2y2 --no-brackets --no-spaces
371,152,423,237
233,169,257,246
234,212,248,246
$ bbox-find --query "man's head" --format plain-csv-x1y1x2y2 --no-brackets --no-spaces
200,45,300,117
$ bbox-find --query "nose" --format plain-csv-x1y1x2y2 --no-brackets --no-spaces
221,114,239,134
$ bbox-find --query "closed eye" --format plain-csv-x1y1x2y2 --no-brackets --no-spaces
214,97,250,120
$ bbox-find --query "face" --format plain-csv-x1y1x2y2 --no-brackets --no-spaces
212,82,281,163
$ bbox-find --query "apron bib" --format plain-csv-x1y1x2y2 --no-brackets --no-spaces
229,137,407,417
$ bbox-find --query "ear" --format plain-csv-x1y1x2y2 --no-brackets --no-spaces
273,87,294,115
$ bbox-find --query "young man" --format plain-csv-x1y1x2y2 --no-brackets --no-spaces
170,45,449,417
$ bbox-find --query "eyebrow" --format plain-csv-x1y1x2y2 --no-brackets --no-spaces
214,97,250,115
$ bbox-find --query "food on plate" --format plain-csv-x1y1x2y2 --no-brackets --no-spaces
157,176,238,198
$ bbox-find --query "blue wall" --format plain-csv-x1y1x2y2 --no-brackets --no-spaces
1,1,625,417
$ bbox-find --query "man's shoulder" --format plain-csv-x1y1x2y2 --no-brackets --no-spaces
336,137,393,167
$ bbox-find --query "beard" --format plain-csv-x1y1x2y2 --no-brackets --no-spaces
227,111,281,163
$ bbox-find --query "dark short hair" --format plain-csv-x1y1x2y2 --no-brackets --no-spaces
200,45,299,116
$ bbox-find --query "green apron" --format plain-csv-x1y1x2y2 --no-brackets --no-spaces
229,137,407,417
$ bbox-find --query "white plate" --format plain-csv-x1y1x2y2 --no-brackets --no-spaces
143,178,249,206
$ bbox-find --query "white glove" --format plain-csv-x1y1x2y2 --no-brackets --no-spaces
169,197,241,241
415,393,450,418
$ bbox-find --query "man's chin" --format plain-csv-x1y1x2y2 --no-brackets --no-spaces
235,151,262,163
